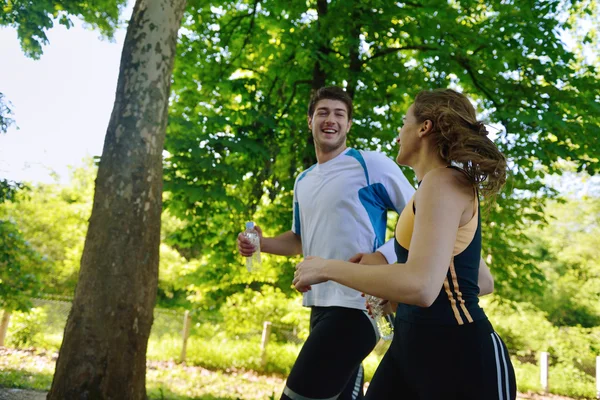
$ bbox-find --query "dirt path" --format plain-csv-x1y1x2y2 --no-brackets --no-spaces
0,388,581,400
0,389,47,400
0,387,583,400
518,393,584,400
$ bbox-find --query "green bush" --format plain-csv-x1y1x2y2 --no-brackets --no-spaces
547,362,596,398
512,360,541,393
484,296,599,398
6,307,47,348
151,309,186,339
484,297,555,360
220,286,309,342
548,326,600,377
183,335,294,375
147,335,183,361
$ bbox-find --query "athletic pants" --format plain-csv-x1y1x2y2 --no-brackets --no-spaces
365,318,516,399
281,306,378,400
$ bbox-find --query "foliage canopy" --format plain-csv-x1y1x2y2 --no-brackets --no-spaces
163,0,600,306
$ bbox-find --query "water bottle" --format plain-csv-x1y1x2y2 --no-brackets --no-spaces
366,295,394,340
244,221,261,272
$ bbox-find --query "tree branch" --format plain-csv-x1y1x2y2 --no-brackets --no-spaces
472,44,486,55
229,0,260,65
402,1,424,7
279,79,313,117
214,1,261,81
263,75,279,107
368,45,439,61
312,0,329,91
456,56,501,110
347,3,363,99
220,13,253,48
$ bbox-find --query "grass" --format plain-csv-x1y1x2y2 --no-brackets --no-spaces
0,347,284,400
1,305,596,399
0,348,54,390
2,346,595,399
147,361,282,400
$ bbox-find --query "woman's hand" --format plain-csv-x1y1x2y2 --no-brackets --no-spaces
293,256,329,292
349,252,397,315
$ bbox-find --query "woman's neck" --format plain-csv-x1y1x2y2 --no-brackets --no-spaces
413,155,449,182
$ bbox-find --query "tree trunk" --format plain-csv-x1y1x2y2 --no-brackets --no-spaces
48,0,186,398
311,0,329,92
347,1,363,100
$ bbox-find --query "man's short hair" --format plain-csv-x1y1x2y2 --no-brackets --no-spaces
307,86,353,120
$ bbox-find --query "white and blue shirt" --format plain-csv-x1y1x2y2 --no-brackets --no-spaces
292,148,415,310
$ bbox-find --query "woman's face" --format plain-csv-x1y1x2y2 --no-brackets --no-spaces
396,104,420,166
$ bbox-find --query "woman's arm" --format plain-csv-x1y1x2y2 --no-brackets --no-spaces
293,169,473,307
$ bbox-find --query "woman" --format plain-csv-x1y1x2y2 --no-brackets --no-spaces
292,89,516,399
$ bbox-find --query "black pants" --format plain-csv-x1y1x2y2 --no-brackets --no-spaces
282,306,378,400
365,318,517,400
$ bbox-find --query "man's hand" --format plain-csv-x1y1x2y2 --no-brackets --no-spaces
380,301,397,316
349,251,388,265
237,224,263,256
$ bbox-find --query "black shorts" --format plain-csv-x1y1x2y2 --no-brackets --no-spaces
282,306,378,400
365,318,516,400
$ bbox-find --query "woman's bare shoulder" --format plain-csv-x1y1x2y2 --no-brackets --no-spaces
418,167,473,201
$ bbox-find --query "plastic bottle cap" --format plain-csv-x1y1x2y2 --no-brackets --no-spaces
246,221,255,229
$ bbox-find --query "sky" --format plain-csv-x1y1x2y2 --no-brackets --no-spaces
0,11,130,185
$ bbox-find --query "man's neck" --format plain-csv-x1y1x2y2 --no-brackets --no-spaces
315,145,348,164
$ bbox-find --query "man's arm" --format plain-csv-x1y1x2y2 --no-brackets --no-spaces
478,258,494,296
262,230,302,256
238,226,302,257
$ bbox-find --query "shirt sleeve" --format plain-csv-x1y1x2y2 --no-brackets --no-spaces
366,152,416,263
291,176,301,236
377,240,397,264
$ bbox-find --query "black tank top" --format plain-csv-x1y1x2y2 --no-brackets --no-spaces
393,174,487,325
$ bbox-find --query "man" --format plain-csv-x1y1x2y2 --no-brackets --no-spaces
237,86,415,400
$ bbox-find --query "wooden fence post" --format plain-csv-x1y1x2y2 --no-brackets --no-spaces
0,310,11,347
179,310,191,363
260,321,272,368
596,355,599,399
540,351,549,393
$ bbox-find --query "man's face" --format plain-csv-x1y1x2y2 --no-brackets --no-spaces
308,99,352,154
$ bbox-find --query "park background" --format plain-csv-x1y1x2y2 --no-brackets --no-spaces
0,0,599,398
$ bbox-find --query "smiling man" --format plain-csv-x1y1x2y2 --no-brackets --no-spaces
237,86,415,400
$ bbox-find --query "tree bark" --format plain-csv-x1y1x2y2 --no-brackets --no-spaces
48,0,186,398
